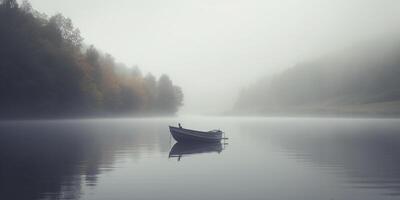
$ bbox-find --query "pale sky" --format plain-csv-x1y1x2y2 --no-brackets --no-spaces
28,0,400,114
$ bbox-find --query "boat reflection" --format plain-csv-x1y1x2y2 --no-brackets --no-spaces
168,142,224,161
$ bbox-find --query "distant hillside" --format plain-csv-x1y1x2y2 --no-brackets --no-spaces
0,0,183,118
234,38,400,117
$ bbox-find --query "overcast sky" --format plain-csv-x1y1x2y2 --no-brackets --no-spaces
28,0,400,114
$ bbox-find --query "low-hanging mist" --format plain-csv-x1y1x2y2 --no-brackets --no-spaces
23,0,400,114
233,37,400,117
0,0,183,118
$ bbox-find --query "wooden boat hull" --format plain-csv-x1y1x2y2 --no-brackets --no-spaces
169,126,222,143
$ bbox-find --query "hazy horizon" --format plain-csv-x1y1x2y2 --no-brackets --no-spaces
27,0,400,114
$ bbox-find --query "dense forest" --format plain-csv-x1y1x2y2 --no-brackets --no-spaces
0,0,183,118
234,37,400,116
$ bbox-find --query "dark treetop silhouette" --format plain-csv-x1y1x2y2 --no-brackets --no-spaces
0,0,183,118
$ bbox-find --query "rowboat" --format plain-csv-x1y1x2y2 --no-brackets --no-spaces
169,125,226,143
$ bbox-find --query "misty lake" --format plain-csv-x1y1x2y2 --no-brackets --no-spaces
1,117,400,200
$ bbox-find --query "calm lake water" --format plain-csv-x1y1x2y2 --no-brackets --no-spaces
1,117,400,200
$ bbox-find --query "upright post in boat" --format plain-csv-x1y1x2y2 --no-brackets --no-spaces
169,129,172,149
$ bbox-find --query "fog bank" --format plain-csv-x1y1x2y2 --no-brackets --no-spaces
28,0,400,114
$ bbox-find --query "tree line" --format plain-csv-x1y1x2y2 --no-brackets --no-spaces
0,0,183,118
234,37,400,116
